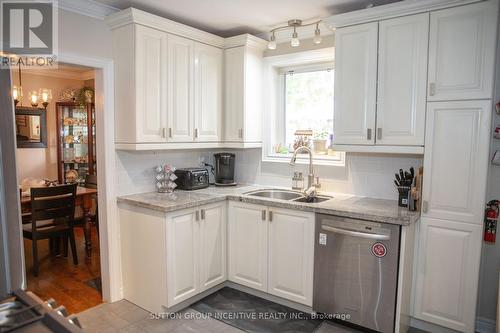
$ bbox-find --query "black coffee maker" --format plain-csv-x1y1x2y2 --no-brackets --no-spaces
214,153,236,186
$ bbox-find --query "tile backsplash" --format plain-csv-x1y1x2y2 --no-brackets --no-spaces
115,148,423,200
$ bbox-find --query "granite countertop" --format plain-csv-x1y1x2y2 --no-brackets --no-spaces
117,184,420,226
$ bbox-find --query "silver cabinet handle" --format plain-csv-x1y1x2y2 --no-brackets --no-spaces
168,128,172,138
195,210,200,221
194,128,199,139
422,200,428,213
201,209,205,220
269,211,273,222
367,128,372,140
377,128,382,140
261,210,266,221
162,128,166,138
429,83,436,96
321,225,390,240
238,129,243,139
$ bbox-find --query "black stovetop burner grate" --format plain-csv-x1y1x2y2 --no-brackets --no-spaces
0,290,82,333
0,302,44,333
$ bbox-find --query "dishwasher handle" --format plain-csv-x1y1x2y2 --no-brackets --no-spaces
321,225,390,240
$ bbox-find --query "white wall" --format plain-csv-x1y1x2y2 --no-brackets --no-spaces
116,150,207,195
12,73,85,182
116,148,422,200
58,9,113,58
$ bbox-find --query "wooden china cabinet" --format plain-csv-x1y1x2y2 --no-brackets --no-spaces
56,102,96,184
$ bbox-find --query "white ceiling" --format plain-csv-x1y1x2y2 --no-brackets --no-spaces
94,0,401,37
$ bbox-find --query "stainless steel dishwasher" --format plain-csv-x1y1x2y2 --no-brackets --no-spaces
313,214,401,333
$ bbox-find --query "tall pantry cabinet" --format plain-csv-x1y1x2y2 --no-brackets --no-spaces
413,1,498,332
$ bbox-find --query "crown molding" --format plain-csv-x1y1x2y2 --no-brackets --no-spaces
58,0,119,20
106,7,226,48
22,68,95,81
325,0,483,28
224,34,268,50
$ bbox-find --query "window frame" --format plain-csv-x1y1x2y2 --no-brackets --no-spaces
262,48,345,166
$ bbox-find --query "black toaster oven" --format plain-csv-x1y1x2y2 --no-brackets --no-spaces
174,168,209,190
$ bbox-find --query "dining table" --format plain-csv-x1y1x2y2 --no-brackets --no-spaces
21,186,98,257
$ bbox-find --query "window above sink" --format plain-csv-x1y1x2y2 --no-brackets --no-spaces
261,48,345,167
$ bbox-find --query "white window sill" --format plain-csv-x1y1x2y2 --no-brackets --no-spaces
262,153,345,167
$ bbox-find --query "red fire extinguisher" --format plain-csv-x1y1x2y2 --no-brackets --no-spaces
484,200,499,243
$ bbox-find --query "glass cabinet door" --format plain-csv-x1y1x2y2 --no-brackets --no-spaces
57,103,95,184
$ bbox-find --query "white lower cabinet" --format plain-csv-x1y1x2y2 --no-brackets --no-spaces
227,201,315,306
166,208,199,306
199,203,227,291
119,202,226,312
227,202,268,291
413,218,482,333
268,208,315,306
167,202,227,307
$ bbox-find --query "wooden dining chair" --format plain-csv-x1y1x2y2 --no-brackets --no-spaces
20,188,31,225
75,174,99,236
23,183,78,277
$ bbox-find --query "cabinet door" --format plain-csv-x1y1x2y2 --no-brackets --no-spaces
243,46,263,143
413,218,482,332
167,34,194,142
224,47,245,142
135,25,167,142
422,101,491,223
199,202,226,291
268,208,314,306
333,22,378,145
194,43,222,142
166,209,199,306
376,14,428,146
227,201,268,291
427,1,497,101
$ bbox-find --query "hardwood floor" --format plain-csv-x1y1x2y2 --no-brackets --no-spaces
23,226,102,314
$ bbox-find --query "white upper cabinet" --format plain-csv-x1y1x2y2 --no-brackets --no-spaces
413,218,482,332
167,35,195,142
267,208,314,306
376,14,428,146
333,22,378,145
224,47,245,142
135,25,168,143
427,1,498,101
194,43,223,142
107,10,268,150
422,100,491,224
112,24,168,144
224,36,266,147
227,201,268,292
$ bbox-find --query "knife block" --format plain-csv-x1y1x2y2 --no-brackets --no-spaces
397,186,411,207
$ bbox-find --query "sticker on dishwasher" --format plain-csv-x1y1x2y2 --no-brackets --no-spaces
319,233,327,246
372,242,387,258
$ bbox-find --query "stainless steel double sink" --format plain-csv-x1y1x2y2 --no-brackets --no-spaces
244,189,332,203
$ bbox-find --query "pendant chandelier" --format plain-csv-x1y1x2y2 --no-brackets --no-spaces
11,63,52,108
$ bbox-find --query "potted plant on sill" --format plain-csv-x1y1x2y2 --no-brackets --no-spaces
313,131,328,154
